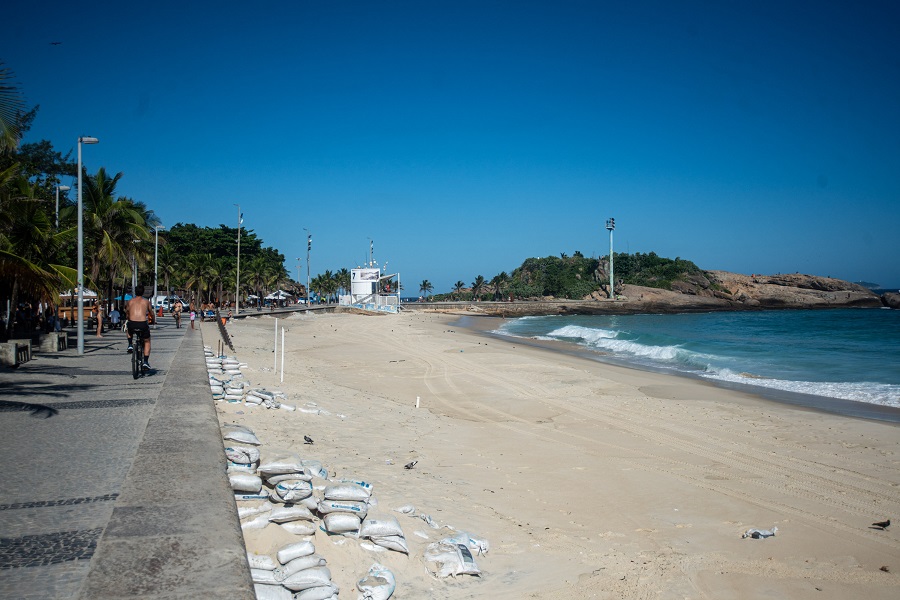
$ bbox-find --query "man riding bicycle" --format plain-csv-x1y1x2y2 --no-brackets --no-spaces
125,284,155,370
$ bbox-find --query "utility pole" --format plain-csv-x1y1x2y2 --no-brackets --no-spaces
304,229,311,306
605,217,615,299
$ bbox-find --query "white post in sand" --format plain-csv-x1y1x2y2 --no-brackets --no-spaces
274,318,278,371
280,327,285,383
416,396,420,408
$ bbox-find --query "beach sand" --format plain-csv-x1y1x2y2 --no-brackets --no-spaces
209,310,900,599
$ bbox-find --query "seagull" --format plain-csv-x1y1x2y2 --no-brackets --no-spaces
303,435,314,445
872,519,891,530
404,460,417,470
50,41,62,45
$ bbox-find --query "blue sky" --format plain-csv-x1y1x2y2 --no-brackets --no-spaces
7,0,900,291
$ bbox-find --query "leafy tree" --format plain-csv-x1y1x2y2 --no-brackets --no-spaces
0,62,26,155
471,275,485,300
419,279,433,299
453,280,466,299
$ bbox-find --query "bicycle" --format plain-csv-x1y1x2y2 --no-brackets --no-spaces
131,327,147,379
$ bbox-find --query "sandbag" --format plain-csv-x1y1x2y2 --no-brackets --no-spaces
359,516,403,539
280,521,317,536
238,500,273,519
253,583,292,600
222,423,261,445
229,473,262,493
267,471,313,484
295,583,340,600
247,552,278,570
268,505,315,523
280,566,332,592
235,489,269,501
424,541,481,578
225,445,260,464
322,512,361,534
277,540,316,564
273,554,327,581
250,568,280,585
318,499,368,516
301,459,329,479
258,452,304,476
271,479,313,503
357,562,396,600
368,534,408,554
324,482,371,502
241,514,270,531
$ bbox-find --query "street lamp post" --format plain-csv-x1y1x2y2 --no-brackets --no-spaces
76,136,98,356
605,217,616,299
55,184,70,230
154,225,164,327
235,204,241,315
304,229,311,307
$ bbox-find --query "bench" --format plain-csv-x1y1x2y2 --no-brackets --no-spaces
0,341,32,368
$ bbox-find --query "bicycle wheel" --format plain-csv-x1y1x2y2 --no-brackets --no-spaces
132,336,142,379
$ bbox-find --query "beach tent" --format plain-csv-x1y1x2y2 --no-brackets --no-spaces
265,289,293,300
60,288,98,298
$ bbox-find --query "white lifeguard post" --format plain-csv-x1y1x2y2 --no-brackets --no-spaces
341,267,401,313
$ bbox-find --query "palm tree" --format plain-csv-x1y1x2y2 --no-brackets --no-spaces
491,271,510,301
335,268,351,296
419,279,433,300
471,275,485,301
453,280,466,300
0,62,26,155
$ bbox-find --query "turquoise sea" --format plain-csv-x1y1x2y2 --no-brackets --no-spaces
494,308,900,410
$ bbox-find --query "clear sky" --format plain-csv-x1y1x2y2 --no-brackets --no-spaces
7,0,900,292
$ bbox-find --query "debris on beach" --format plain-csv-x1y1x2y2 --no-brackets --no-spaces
742,526,778,539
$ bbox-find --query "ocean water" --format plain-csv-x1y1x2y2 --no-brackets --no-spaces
494,308,900,408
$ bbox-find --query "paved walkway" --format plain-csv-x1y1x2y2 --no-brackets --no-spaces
0,317,254,599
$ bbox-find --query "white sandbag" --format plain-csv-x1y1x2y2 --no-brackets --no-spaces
226,462,257,473
224,394,244,402
443,531,490,555
273,554,327,581
245,395,263,405
424,541,481,578
247,552,278,570
368,534,408,554
271,479,313,503
225,445,260,464
267,471,313,484
277,540,316,564
229,473,262,493
299,495,320,511
359,516,403,539
258,452,304,476
324,483,371,502
268,505,315,523
249,389,275,400
279,403,297,411
238,501,273,519
250,568,280,585
222,423,261,445
241,514,270,531
280,566,332,592
253,583,292,600
280,521,317,536
339,479,374,494
235,489,269,501
393,504,416,515
301,460,329,479
323,512,361,534
318,499,368,516
295,583,340,600
357,562,396,600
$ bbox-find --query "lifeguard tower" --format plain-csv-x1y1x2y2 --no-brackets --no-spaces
340,268,401,313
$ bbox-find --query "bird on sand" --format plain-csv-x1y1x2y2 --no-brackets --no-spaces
303,435,314,445
404,460,418,470
872,519,891,530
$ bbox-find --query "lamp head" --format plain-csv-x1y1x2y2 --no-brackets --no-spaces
79,136,99,144
58,185,71,191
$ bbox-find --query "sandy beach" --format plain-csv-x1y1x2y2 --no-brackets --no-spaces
209,310,900,599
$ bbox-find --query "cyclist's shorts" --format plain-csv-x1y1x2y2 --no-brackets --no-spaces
127,321,151,339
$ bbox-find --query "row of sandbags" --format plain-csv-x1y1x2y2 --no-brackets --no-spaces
204,347,296,410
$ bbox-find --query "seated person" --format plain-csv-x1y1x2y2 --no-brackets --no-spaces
125,284,155,369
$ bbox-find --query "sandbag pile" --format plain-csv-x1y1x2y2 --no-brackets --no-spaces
251,540,339,600
204,346,296,410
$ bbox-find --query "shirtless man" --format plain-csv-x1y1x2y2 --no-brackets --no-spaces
173,298,183,328
125,284,155,370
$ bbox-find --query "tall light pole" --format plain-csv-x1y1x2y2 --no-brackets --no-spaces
55,184,70,230
605,217,616,299
76,136,98,355
367,237,373,267
154,225,164,326
296,258,302,288
304,228,311,306
234,204,241,315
